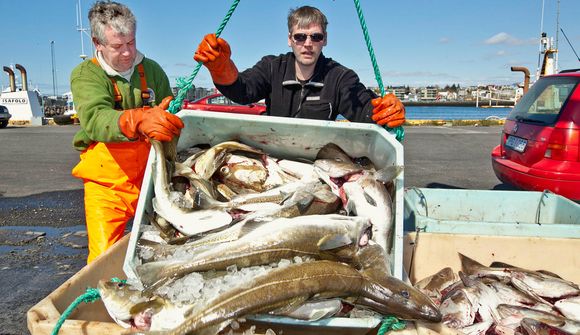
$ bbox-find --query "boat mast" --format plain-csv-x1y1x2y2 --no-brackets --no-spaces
537,0,545,76
555,0,560,72
76,0,90,60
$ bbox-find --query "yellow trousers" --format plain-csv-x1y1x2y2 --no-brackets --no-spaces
72,140,150,263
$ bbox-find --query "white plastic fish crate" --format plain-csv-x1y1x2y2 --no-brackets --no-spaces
123,110,404,332
404,187,580,238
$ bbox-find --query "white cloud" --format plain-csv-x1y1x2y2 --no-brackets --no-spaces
496,50,507,56
439,37,450,44
484,32,536,46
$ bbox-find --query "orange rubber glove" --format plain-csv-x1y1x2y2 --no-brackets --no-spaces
119,96,184,142
371,93,406,128
194,33,239,85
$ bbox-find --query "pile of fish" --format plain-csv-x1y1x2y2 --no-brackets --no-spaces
415,253,580,334
96,139,443,334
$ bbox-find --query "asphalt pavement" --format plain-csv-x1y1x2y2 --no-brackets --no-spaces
0,123,516,334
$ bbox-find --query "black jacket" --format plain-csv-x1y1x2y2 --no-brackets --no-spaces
216,52,377,123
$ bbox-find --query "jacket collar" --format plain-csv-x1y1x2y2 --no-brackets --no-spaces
282,52,326,88
95,50,144,81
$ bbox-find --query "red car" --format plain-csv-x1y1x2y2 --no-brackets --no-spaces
491,70,580,200
181,93,266,115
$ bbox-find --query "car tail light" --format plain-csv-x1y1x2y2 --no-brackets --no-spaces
544,128,580,161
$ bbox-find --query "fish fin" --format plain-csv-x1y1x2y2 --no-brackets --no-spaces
362,190,377,207
294,193,315,214
268,296,311,315
318,234,354,250
536,269,564,280
489,261,516,268
193,188,224,209
458,252,487,275
373,165,404,183
136,260,178,292
128,297,166,316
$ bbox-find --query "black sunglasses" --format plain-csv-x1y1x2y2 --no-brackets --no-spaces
292,33,325,43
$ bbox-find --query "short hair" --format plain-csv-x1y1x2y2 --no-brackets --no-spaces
287,6,328,34
89,1,136,44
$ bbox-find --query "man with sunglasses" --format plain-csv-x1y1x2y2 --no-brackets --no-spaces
194,5,405,131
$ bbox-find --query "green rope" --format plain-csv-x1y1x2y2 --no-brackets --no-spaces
50,278,126,335
352,0,404,142
51,288,101,335
377,316,406,335
168,0,241,114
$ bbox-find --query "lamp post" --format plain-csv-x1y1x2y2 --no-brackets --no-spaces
51,40,58,96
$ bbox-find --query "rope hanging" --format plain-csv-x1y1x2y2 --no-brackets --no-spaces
51,278,126,335
352,0,405,141
50,287,101,335
168,0,241,114
377,316,407,335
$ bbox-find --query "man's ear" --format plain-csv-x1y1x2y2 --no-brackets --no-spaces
287,33,292,48
92,37,101,48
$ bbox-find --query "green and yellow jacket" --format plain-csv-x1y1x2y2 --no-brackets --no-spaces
70,58,173,151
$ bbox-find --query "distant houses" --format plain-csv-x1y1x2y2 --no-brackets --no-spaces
372,84,520,106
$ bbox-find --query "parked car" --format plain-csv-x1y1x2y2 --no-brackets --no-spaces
491,70,580,200
182,93,266,115
0,105,12,128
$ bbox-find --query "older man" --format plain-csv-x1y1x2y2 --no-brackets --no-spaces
70,1,183,263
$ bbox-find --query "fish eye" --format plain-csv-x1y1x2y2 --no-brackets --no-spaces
400,290,410,299
116,282,125,288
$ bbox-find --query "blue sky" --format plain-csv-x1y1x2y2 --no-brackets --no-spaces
1,0,579,96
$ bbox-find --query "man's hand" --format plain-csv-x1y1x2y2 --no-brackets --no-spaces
194,33,238,85
371,94,406,128
119,97,184,142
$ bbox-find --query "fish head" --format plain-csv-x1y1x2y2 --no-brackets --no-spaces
520,317,570,335
315,143,354,162
97,280,165,330
317,216,373,261
368,275,442,322
314,159,363,179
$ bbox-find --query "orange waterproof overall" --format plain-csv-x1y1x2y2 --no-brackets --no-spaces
72,59,151,263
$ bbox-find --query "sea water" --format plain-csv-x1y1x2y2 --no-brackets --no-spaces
405,106,512,120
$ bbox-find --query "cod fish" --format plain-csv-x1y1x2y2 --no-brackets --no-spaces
555,296,580,322
459,253,580,300
495,304,580,334
342,175,394,253
150,140,232,236
415,267,459,306
131,260,439,335
136,214,372,291
351,242,442,322
190,141,264,180
520,317,575,335
98,280,167,330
